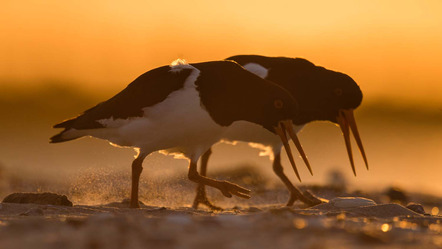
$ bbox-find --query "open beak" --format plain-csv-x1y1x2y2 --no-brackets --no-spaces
274,120,313,182
336,109,368,176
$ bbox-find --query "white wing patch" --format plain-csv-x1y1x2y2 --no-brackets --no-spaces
243,63,269,79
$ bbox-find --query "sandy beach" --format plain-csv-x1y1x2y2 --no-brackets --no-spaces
1,175,440,249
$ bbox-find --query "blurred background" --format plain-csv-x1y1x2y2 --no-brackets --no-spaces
1,0,441,205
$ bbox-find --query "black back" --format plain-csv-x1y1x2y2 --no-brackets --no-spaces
54,66,193,129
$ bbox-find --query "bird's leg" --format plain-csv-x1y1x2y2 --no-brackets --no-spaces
130,153,147,208
272,152,323,207
192,148,223,211
188,157,251,200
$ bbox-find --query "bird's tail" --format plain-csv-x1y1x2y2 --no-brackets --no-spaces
50,117,83,143
50,130,80,143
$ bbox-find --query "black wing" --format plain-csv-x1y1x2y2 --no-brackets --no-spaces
54,66,194,130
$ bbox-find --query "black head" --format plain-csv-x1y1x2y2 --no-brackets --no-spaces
192,60,299,132
231,56,362,125
292,66,363,124
281,60,367,174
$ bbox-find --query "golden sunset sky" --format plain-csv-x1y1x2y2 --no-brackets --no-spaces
1,0,442,104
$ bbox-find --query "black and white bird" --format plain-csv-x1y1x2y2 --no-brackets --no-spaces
50,59,308,208
192,55,368,210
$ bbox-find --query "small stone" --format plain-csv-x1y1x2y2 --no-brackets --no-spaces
330,197,376,208
2,192,73,206
406,203,426,215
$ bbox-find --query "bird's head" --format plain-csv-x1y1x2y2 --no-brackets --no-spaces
277,61,367,176
226,55,369,177
300,69,362,124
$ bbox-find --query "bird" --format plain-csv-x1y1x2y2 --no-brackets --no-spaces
192,55,368,210
50,59,310,208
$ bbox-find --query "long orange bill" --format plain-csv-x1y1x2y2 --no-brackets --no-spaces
274,121,302,182
282,120,313,176
336,109,369,176
344,109,369,170
337,111,355,176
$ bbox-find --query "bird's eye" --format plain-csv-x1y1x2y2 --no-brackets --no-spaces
274,99,284,109
334,88,343,96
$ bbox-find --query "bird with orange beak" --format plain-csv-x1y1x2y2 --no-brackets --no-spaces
192,55,368,210
50,59,309,208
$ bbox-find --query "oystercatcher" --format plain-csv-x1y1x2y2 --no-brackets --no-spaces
50,59,309,208
193,55,368,210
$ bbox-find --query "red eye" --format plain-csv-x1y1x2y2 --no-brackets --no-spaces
334,88,343,96
274,99,284,109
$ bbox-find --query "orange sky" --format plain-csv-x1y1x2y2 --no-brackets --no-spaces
1,0,442,104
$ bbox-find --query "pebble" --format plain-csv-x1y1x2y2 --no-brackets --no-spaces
330,197,376,208
406,203,426,215
2,192,73,206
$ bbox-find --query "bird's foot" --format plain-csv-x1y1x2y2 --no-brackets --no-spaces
301,190,328,207
286,194,298,206
130,203,140,208
216,181,251,199
192,193,223,211
192,185,223,211
121,198,141,208
286,190,327,207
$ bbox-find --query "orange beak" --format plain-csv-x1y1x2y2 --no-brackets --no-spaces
274,120,313,182
336,109,368,176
